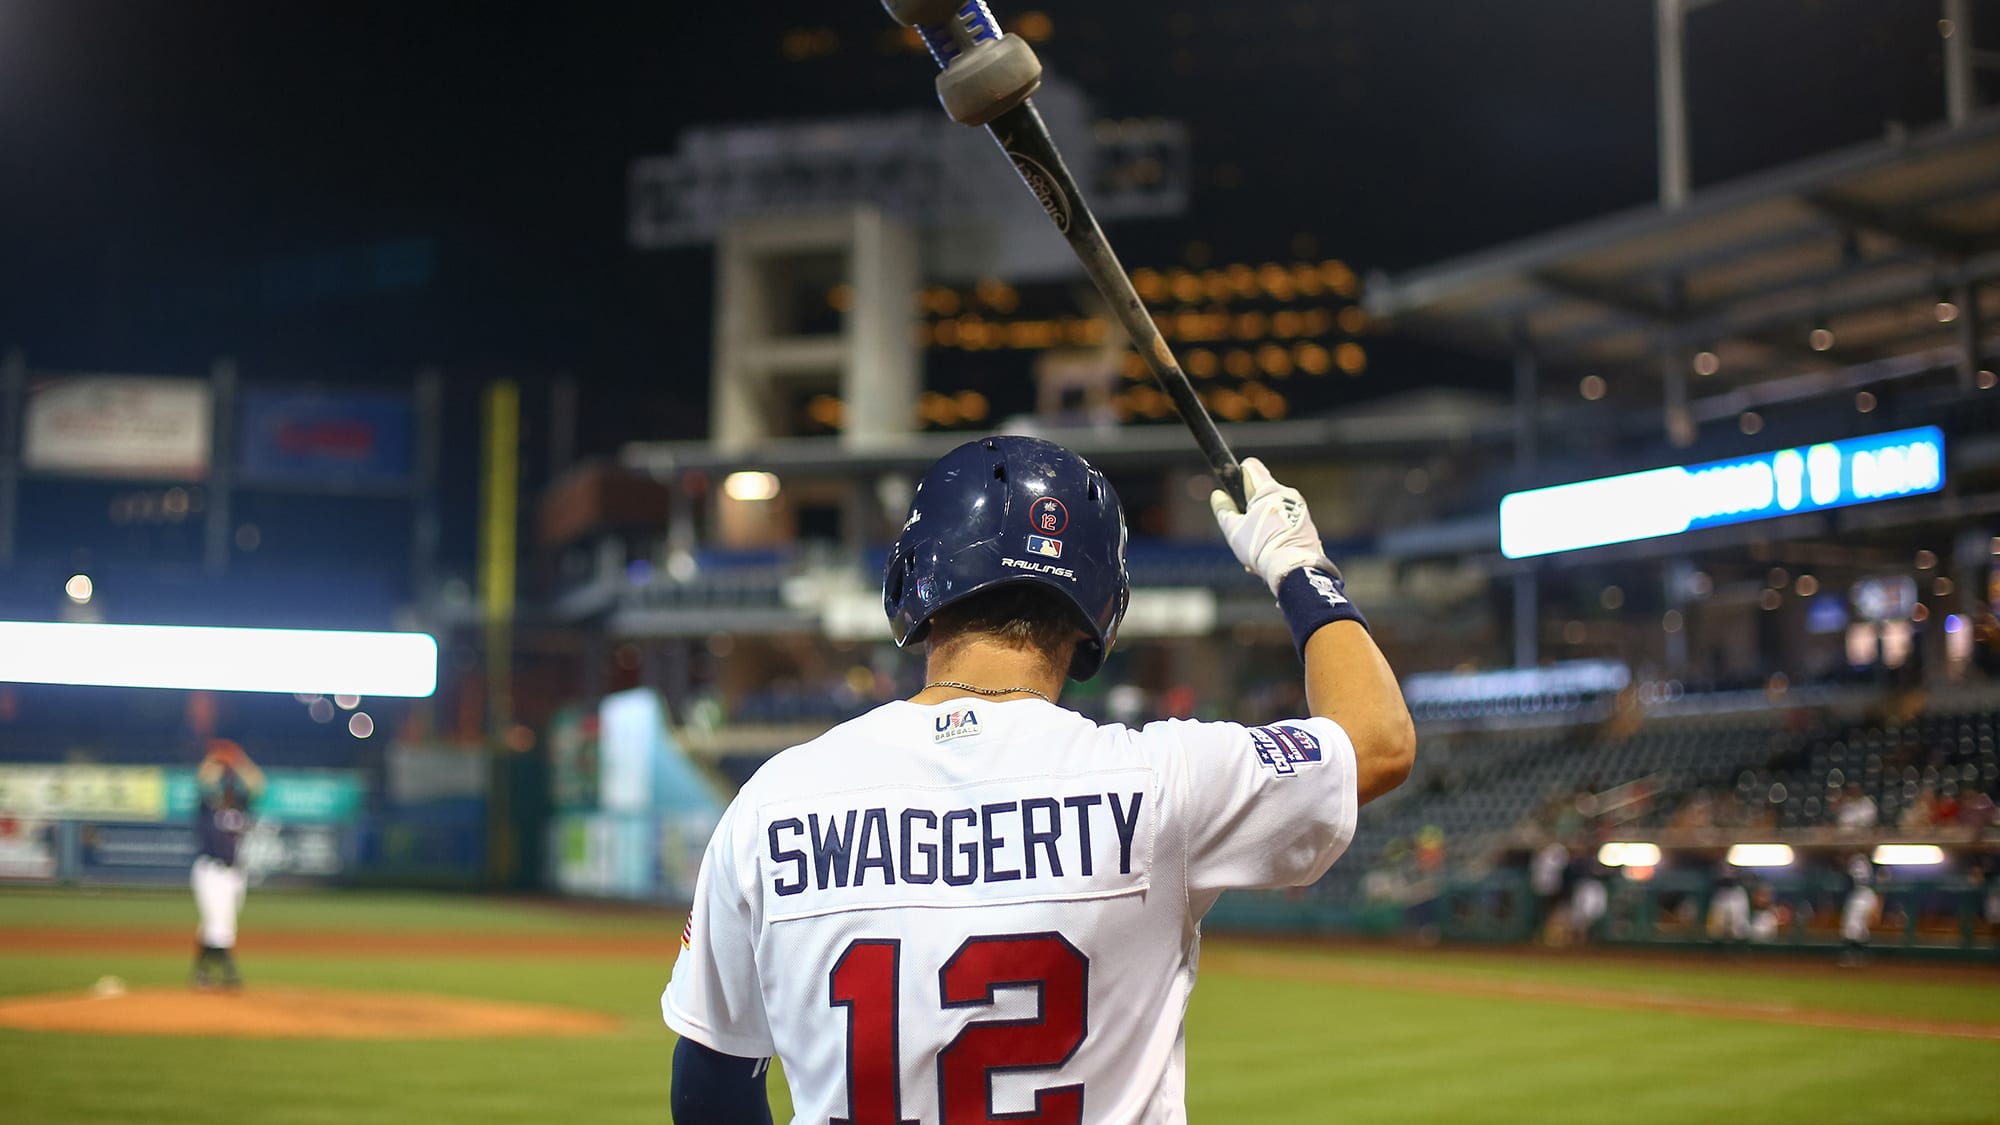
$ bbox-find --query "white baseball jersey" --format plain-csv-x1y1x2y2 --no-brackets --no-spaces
1841,886,1879,942
663,697,1359,1124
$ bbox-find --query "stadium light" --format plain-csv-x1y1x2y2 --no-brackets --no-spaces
1499,426,1944,559
0,621,438,697
1871,843,1945,866
1725,843,1794,867
723,471,781,501
1597,842,1661,868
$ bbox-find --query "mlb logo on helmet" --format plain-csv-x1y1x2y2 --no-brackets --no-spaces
1029,496,1068,535
934,708,982,743
1027,534,1063,558
1248,724,1323,777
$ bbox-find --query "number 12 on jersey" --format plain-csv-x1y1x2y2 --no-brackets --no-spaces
828,932,1088,1124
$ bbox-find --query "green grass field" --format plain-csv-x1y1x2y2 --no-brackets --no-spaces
1,887,1994,1124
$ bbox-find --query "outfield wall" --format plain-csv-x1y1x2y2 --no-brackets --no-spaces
0,754,495,888
1208,866,2000,961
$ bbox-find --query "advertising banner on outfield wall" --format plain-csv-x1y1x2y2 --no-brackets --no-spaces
237,388,415,486
0,765,365,825
22,375,213,479
0,765,171,821
77,821,353,883
161,769,365,823
0,818,59,882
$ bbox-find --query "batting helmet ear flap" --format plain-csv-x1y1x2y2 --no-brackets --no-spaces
1109,583,1130,647
884,550,907,610
883,545,919,646
1065,578,1129,680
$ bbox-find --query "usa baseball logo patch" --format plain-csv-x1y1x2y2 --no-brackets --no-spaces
1249,724,1323,777
1028,496,1068,535
1027,534,1063,558
934,708,982,743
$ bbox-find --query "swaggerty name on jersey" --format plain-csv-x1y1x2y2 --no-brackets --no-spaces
767,789,1144,896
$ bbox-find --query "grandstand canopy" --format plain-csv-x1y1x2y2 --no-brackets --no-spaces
620,389,1511,479
1366,111,2000,424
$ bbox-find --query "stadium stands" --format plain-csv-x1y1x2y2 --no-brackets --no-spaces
1312,696,2000,909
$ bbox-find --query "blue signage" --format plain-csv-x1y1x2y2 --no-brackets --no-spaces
163,769,367,824
1500,426,1945,559
238,389,414,485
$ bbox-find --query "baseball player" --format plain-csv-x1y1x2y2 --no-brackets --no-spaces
191,739,264,989
664,437,1415,1123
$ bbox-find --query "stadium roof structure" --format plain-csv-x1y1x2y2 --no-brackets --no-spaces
620,388,1511,479
1365,110,2000,438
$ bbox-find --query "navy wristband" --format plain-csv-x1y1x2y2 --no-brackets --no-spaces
1275,565,1368,657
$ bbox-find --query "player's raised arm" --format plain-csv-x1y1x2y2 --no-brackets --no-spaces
1212,458,1416,805
203,739,267,797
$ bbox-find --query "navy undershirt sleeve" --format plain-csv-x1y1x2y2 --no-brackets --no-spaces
670,1037,773,1125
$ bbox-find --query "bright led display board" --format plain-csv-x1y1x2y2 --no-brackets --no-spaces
1500,426,1945,559
0,622,438,697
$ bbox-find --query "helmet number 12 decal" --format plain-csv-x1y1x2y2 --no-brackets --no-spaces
1029,497,1068,535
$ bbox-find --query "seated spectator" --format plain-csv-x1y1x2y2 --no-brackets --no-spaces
1749,886,1782,942
1900,785,1939,831
1934,787,1960,825
1415,826,1446,875
1706,867,1751,947
1362,865,1408,904
1552,793,1590,839
1834,783,1878,831
1983,861,2000,946
1840,855,1882,966
1568,863,1607,945
1530,839,1567,939
1958,787,1996,839
1671,789,1715,830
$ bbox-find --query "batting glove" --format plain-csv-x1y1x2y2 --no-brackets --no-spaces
1209,458,1340,595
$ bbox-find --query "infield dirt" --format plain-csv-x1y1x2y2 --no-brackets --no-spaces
0,985,621,1039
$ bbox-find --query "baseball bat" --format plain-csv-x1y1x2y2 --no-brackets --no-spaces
884,1,1248,511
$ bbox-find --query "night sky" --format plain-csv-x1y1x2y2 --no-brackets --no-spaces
0,0,1963,453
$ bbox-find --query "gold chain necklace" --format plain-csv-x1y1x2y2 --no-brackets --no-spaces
922,680,1052,702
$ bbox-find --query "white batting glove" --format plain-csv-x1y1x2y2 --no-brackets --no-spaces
1209,458,1340,595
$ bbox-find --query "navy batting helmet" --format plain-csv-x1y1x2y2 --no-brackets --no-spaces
884,436,1129,681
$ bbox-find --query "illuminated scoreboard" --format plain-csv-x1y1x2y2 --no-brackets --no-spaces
1500,426,1945,559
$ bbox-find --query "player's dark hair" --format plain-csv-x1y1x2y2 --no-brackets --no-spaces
925,583,1087,669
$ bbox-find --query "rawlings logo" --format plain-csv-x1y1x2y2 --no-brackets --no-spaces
1002,557,1075,579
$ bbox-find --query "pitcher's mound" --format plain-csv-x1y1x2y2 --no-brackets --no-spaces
0,985,621,1039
